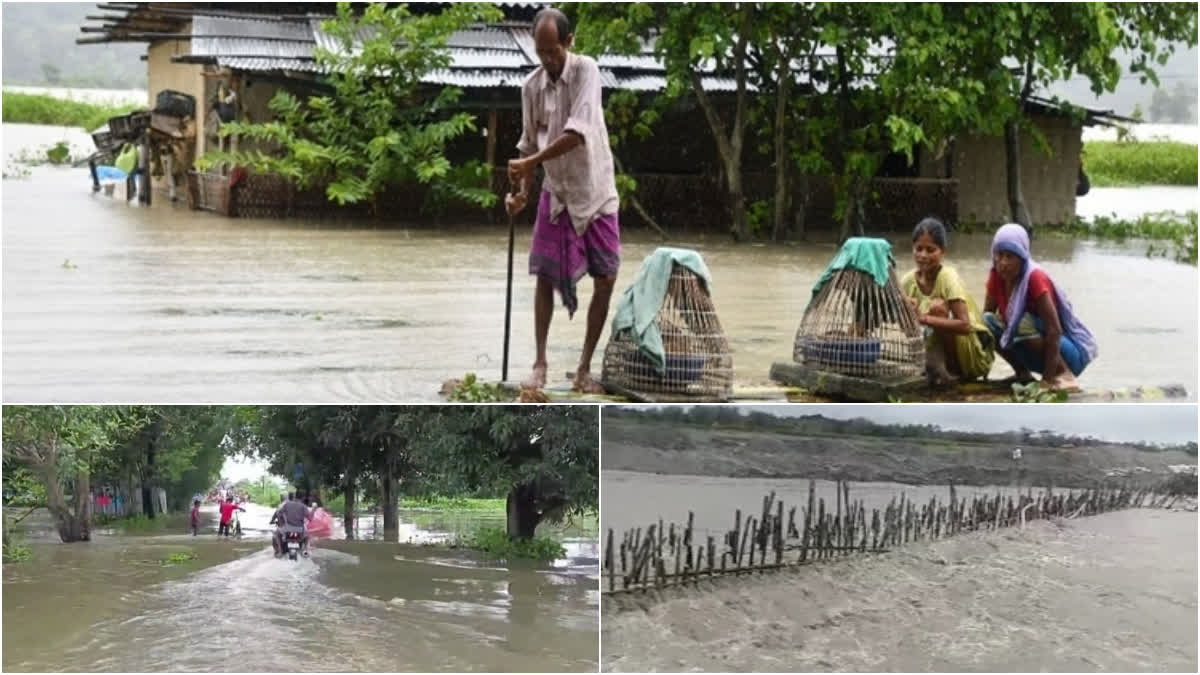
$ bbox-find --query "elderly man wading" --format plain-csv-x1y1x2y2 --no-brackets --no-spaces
506,7,620,394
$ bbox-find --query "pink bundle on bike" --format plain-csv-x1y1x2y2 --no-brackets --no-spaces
308,508,334,539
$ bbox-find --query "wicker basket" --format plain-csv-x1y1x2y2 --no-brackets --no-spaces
186,170,232,216
601,261,734,401
792,240,924,379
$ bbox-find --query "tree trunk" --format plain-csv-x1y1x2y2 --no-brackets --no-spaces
1004,120,1032,229
38,443,91,543
381,473,398,541
505,484,541,539
142,421,160,518
689,7,751,241
771,41,796,242
343,470,356,540
1006,58,1036,231
833,44,860,243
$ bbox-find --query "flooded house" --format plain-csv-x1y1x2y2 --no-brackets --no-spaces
79,2,1129,228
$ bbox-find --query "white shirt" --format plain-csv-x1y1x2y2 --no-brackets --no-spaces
517,51,619,234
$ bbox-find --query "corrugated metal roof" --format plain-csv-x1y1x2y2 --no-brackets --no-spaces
446,26,523,51
596,53,665,71
308,16,378,57
182,11,749,94
446,47,529,69
193,15,312,41
612,74,749,93
193,37,315,59
421,68,528,88
217,57,325,73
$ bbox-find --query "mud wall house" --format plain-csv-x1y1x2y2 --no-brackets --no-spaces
80,3,1123,229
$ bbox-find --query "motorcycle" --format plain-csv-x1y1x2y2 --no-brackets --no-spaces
279,525,308,561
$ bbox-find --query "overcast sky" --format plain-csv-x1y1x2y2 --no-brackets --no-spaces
623,405,1197,445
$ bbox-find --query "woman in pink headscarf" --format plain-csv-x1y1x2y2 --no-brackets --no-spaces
306,498,334,540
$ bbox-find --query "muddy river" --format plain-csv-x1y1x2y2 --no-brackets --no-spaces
3,504,598,672
602,508,1197,672
3,123,1196,401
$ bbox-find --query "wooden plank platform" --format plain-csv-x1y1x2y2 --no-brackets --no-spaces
768,362,927,402
446,371,1189,403
770,361,1190,403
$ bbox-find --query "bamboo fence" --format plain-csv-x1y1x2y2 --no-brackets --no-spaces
603,481,1179,596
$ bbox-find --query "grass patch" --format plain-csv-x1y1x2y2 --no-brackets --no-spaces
445,373,514,402
2,91,141,131
401,496,506,511
161,551,197,566
955,212,1197,265
97,513,183,534
1083,140,1197,187
463,526,565,562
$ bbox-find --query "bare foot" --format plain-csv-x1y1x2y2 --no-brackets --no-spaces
522,363,548,390
1042,372,1081,393
572,370,606,394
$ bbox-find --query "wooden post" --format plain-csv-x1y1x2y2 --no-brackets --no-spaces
802,480,815,562
748,518,757,567
605,529,614,592
775,501,784,565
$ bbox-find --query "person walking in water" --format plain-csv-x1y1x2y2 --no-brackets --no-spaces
190,499,201,536
217,496,244,538
507,7,620,394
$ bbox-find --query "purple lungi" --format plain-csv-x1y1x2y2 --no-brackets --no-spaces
528,189,620,318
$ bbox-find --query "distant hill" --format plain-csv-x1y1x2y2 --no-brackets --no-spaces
2,2,146,89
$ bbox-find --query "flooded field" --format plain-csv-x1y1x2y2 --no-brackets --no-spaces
602,508,1197,672
3,504,598,672
3,124,1196,401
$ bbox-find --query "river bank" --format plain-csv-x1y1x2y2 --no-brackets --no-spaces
601,419,1197,488
601,508,1197,672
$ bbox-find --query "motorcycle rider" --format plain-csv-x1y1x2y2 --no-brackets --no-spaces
273,491,311,557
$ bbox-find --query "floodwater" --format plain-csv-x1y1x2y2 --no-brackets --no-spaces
602,508,1197,672
601,470,1078,543
3,123,1196,401
2,504,599,672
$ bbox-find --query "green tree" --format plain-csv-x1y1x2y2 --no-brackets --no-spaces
199,2,502,217
2,406,142,542
413,406,598,539
575,2,757,240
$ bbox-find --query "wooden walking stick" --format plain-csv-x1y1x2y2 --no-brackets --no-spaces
502,181,517,382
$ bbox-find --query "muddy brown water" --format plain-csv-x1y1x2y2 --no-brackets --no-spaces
4,124,1196,401
601,508,1197,672
3,504,598,672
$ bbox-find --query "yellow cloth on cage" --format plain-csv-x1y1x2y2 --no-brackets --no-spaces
610,247,712,377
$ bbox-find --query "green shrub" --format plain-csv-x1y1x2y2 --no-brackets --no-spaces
401,496,505,511
2,518,32,563
446,373,512,402
1083,140,1197,187
465,526,565,562
162,551,197,566
2,91,141,131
